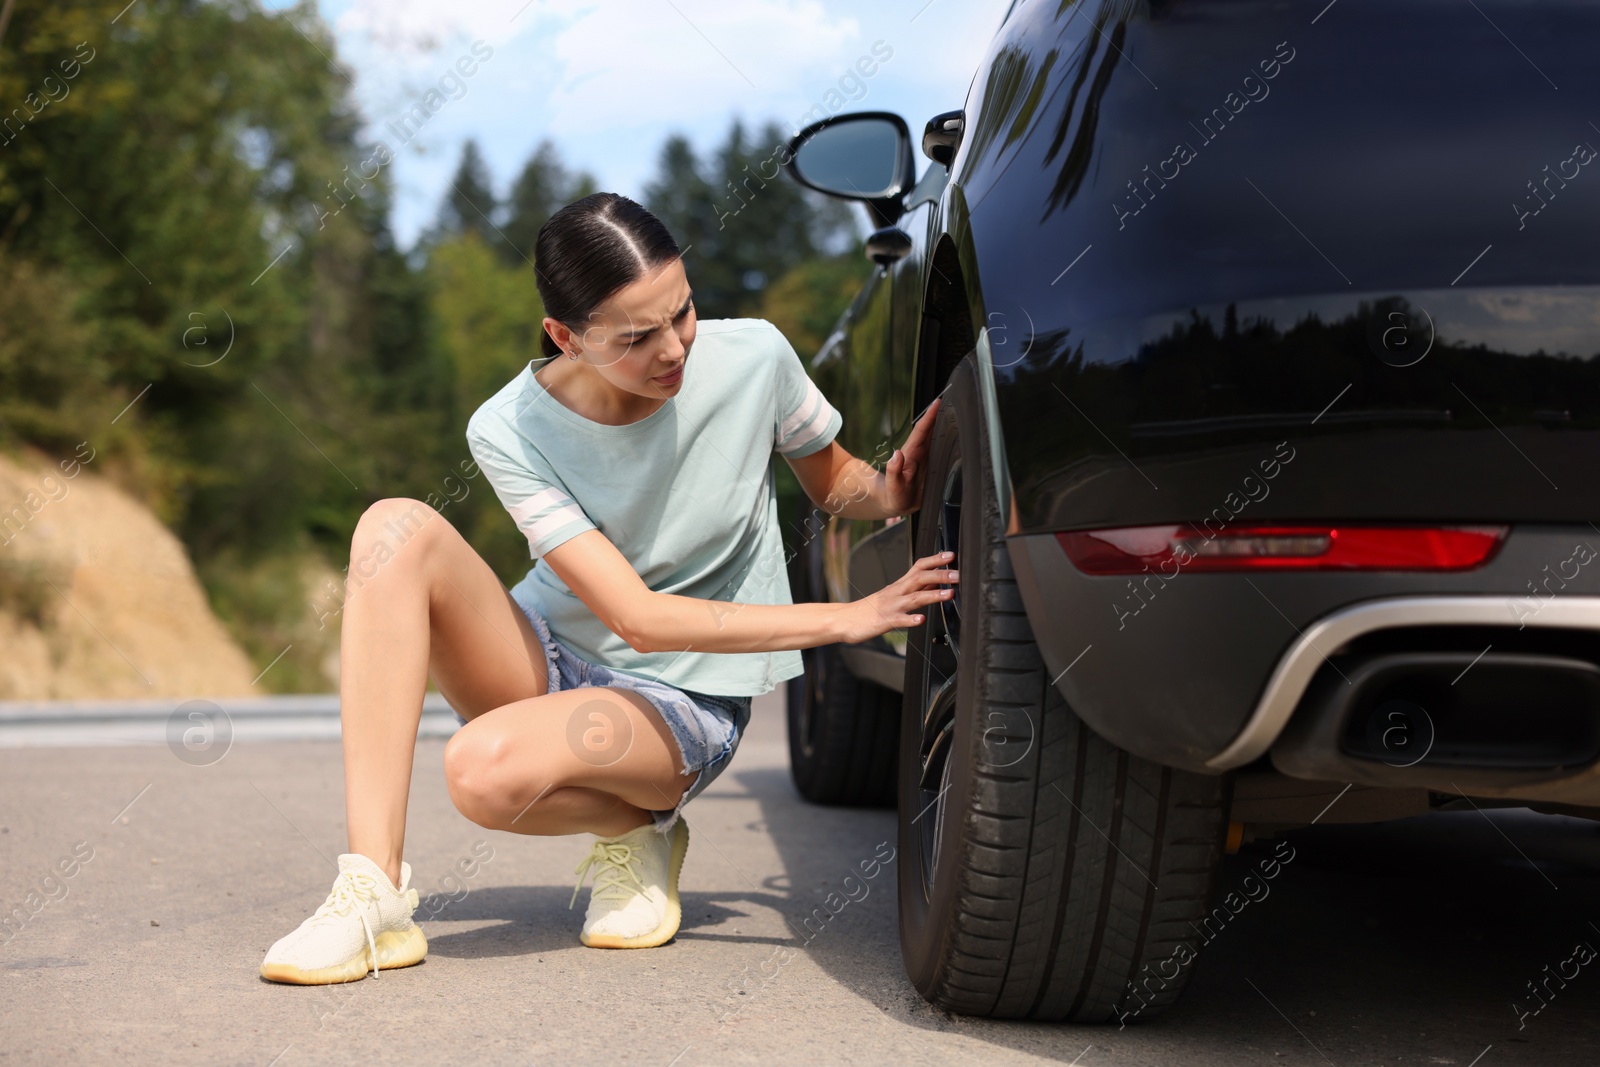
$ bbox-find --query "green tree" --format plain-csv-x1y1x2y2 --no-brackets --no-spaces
0,0,419,549
0,2,879,693
501,139,597,267
0,0,454,690
641,134,722,307
643,120,857,319
711,120,823,299
425,231,546,582
755,251,872,360
428,234,542,431
433,138,499,245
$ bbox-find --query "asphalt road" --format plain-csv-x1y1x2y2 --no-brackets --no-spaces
3,691,1599,1066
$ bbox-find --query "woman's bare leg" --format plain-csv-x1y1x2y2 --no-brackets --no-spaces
338,497,553,888
260,501,689,982
443,685,693,837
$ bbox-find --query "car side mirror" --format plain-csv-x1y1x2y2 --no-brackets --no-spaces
784,111,916,226
922,110,965,167
865,226,913,267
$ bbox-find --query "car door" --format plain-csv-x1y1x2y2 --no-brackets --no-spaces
832,160,950,665
782,109,949,681
816,245,894,611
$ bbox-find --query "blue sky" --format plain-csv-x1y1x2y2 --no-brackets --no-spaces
266,0,1010,248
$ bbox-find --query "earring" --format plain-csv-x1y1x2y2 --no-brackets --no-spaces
567,352,578,360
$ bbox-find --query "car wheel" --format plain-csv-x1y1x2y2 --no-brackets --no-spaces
784,536,899,807
897,354,1230,1022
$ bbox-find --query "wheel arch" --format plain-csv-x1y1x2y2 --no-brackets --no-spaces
916,230,1014,542
914,235,981,428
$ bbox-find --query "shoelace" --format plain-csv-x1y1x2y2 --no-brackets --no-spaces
310,870,385,978
570,840,648,910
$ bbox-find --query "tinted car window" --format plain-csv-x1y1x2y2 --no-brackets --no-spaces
964,0,1600,322
953,0,1600,530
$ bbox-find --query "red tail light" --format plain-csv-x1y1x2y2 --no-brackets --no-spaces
1056,524,1508,574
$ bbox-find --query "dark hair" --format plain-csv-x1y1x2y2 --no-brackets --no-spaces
533,192,682,359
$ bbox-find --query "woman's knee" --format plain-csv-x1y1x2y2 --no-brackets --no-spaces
443,726,507,827
443,721,556,829
350,498,442,582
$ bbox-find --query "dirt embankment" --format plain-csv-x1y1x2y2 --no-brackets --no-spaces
0,445,265,700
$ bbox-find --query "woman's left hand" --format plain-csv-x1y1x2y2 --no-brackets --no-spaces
882,398,941,516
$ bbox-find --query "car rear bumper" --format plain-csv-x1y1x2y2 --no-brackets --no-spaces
1006,525,1600,804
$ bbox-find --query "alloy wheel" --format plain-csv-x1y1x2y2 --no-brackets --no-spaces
914,457,963,900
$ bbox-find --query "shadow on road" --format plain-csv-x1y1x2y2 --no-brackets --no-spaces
744,757,1600,1066
422,884,798,960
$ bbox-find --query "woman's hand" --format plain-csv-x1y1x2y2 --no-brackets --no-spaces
880,398,941,516
837,549,959,644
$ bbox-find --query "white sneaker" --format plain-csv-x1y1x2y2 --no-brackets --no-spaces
570,820,689,949
260,853,427,984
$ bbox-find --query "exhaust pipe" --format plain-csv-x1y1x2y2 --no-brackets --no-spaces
1272,651,1600,789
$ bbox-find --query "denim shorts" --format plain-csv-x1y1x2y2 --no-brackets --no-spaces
505,592,752,835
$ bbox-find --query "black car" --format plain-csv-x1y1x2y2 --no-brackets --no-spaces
778,0,1600,1025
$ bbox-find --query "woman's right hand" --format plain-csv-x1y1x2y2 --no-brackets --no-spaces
837,550,960,644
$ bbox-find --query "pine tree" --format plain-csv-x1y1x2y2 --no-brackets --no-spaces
500,139,597,267
642,121,859,319
436,139,499,245
642,133,725,310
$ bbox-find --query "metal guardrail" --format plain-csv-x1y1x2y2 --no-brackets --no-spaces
0,693,463,747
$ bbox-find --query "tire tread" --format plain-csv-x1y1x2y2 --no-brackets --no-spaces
900,357,1228,1023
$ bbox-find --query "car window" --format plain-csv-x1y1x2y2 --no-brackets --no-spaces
961,1,1600,326
905,158,950,210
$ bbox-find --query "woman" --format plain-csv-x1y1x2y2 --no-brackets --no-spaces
259,192,957,984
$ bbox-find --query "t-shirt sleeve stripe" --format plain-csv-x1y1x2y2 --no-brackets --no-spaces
777,380,823,442
524,503,590,545
467,427,597,560
775,370,842,458
507,486,574,527
770,319,842,459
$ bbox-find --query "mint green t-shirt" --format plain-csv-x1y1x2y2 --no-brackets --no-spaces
464,317,844,697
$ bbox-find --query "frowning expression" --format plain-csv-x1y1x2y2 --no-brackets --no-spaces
545,257,697,398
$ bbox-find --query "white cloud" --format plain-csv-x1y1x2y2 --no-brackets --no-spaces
541,1,859,135
329,0,865,131
310,0,1012,245
332,0,534,63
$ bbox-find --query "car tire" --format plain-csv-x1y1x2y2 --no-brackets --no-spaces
784,534,899,807
897,353,1230,1022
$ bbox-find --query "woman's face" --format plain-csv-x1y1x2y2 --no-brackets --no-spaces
554,257,697,398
